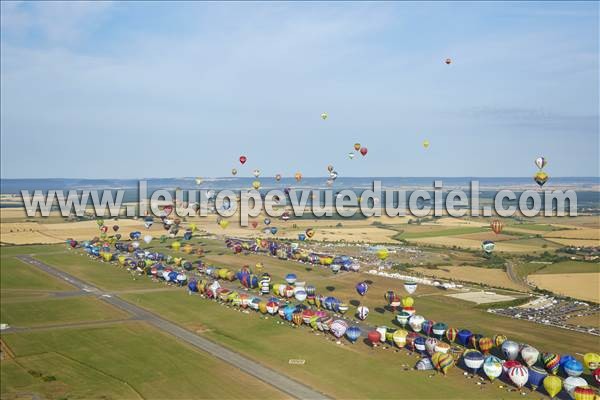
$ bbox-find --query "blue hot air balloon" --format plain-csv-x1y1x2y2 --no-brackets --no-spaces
188,279,198,292
457,329,472,346
298,233,306,241
285,273,297,285
346,326,361,343
356,282,368,296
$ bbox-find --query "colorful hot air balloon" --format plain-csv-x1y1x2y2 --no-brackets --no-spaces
564,377,588,398
396,312,411,328
295,172,302,182
490,219,503,234
478,337,493,355
521,345,540,367
408,315,425,333
508,365,529,388
434,352,454,375
432,322,447,339
483,355,503,382
535,156,548,170
239,155,247,164
494,334,507,348
356,281,368,296
543,376,562,399
470,334,483,350
439,327,455,344
392,329,408,348
305,228,315,238
573,386,595,400
543,353,561,375
593,368,600,384
534,171,549,187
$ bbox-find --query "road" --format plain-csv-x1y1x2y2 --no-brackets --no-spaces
15,255,331,400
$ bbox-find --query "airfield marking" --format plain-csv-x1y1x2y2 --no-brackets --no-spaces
15,255,331,400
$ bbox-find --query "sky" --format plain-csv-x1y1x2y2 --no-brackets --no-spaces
1,1,598,179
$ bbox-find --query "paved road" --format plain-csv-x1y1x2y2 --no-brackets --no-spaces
14,256,330,400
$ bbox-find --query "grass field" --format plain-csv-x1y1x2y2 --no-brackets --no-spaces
1,297,128,327
35,252,158,291
2,323,285,400
532,261,599,274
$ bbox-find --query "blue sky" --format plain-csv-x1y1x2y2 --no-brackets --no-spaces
1,1,598,178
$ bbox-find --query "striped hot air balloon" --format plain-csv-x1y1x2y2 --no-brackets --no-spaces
490,219,503,234
292,312,303,326
494,334,507,348
445,327,458,343
392,329,408,348
573,386,596,400
508,365,529,388
346,326,361,343
433,352,455,375
330,320,348,338
543,353,561,375
470,334,483,350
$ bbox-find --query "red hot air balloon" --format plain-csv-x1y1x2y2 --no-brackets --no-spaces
368,330,381,346
239,156,247,164
360,147,368,156
490,219,503,234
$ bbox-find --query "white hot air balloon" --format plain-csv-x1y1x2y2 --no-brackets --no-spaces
502,340,520,361
404,281,417,294
356,306,369,320
408,315,425,333
508,365,529,388
521,345,540,367
143,235,153,244
563,376,588,399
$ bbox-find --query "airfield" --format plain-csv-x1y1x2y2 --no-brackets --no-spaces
1,206,599,399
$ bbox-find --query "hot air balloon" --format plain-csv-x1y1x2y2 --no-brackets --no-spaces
171,241,181,251
231,168,238,176
376,247,389,261
396,311,411,328
298,233,306,241
457,329,472,346
534,171,549,187
321,112,328,120
583,353,600,370
295,172,302,182
219,219,229,229
445,327,458,343
591,368,600,384
263,218,271,226
356,282,368,296
416,357,434,370
356,306,369,320
573,386,595,400
270,227,278,235
434,352,455,375
502,340,520,361
305,228,315,238
414,336,426,354
563,359,584,377
239,156,247,164
470,334,483,350
543,353,561,375
143,235,152,244
490,219,503,234
368,330,381,346
521,345,540,367
535,157,548,170
483,355,503,382
346,326,361,343
494,334,507,348
403,281,417,294
348,152,355,159
564,377,588,398
478,337,493,355
194,177,203,185
422,140,430,149
464,350,485,375
543,376,562,399
481,240,495,253
508,365,529,388
252,180,261,190
360,147,368,156
445,58,452,64
528,366,548,391
275,174,281,181
392,329,408,348
408,315,425,333
432,322,447,339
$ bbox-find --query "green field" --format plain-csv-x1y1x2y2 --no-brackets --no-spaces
532,261,600,274
2,323,285,399
1,257,73,292
35,252,158,291
1,297,128,327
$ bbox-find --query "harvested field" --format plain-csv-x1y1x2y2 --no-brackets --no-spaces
411,266,525,291
528,272,600,303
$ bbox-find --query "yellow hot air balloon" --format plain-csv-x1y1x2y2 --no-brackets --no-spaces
583,352,600,370
321,112,328,120
195,177,203,185
259,301,267,314
376,247,389,261
423,140,430,149
401,296,414,308
252,180,261,190
354,143,361,151
183,244,193,254
102,252,113,262
295,172,302,182
219,220,229,229
174,257,182,266
543,376,562,399
255,262,263,272
171,241,181,251
118,255,126,266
